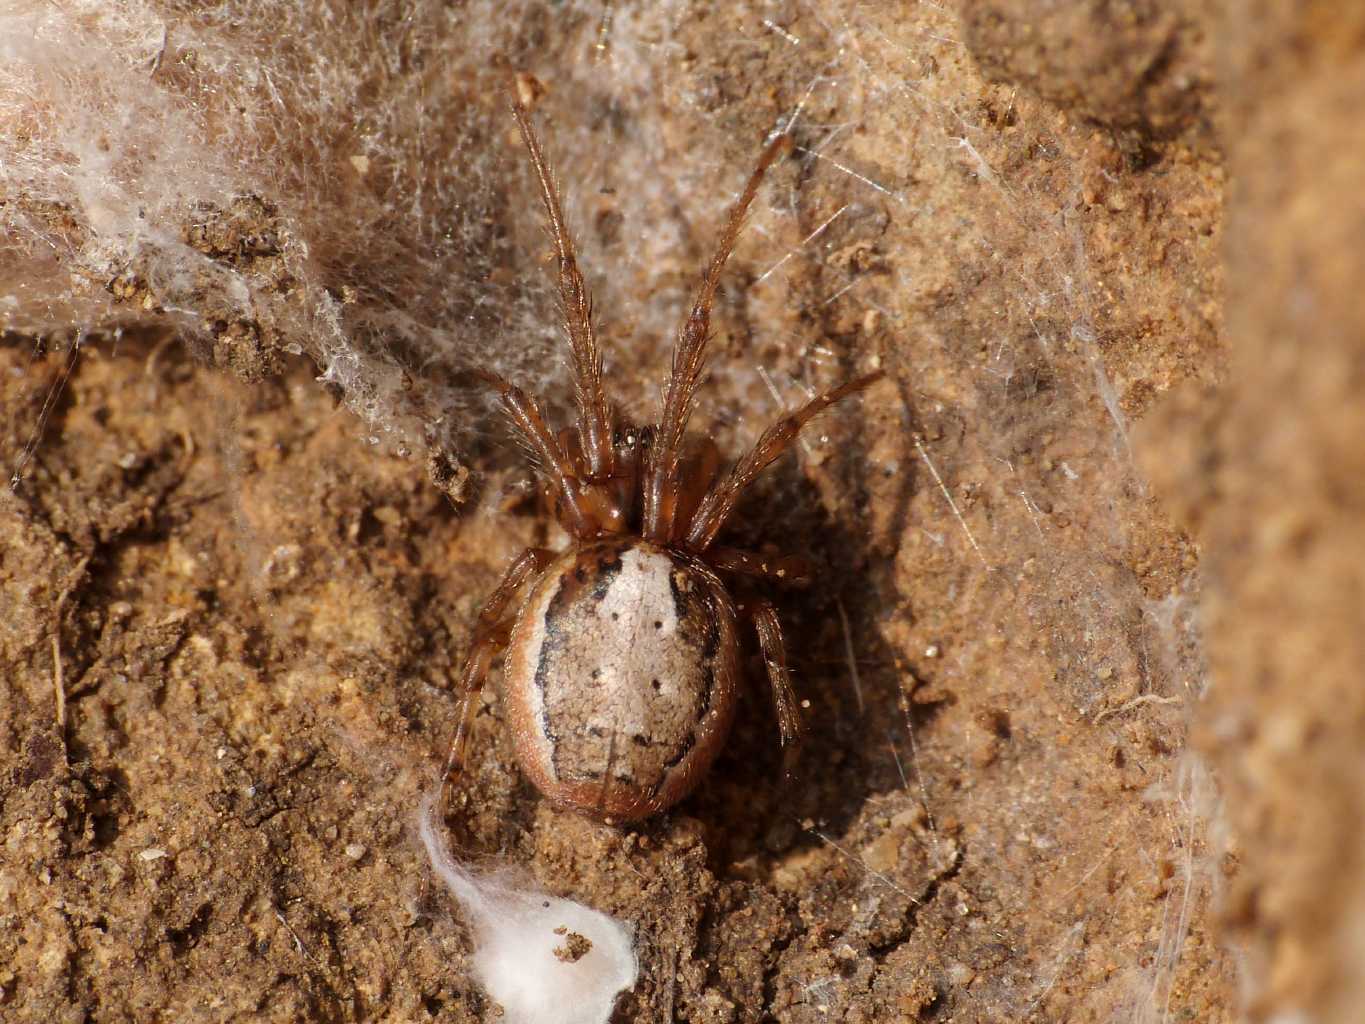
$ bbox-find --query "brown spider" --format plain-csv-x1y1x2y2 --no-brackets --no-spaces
444,99,881,822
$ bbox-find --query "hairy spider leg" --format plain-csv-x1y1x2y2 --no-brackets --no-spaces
472,368,599,537
512,100,614,483
440,547,555,812
706,546,811,585
641,132,793,545
669,437,722,542
750,598,804,764
684,371,884,551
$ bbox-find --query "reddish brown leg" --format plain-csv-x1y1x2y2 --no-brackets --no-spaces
642,132,792,544
684,370,884,550
512,100,614,481
750,599,804,754
670,437,722,543
474,369,597,537
708,547,811,585
440,547,554,811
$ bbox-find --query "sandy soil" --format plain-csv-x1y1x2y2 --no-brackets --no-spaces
3,1,1352,1022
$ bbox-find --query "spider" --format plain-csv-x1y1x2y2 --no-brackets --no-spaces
443,98,881,823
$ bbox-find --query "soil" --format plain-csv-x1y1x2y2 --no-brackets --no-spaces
1,2,1354,1023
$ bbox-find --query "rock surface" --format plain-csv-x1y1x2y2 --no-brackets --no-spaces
2,1,1345,1021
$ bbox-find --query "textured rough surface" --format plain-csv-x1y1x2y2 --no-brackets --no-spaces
1178,4,1365,1020
962,0,1218,152
503,539,739,819
0,0,1295,1021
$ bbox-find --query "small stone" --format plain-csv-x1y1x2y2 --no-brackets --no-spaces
344,843,367,861
899,975,938,1014
862,831,901,874
945,959,976,986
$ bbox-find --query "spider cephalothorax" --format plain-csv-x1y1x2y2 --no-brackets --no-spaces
444,98,881,822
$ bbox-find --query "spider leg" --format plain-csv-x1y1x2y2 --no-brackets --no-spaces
707,546,811,585
512,100,614,482
670,437,722,543
441,547,555,813
749,599,805,763
641,131,792,544
474,368,597,537
684,370,884,550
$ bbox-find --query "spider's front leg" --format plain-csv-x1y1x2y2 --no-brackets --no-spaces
440,547,554,812
512,100,614,482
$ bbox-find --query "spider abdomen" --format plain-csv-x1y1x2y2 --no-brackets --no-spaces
502,537,739,821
